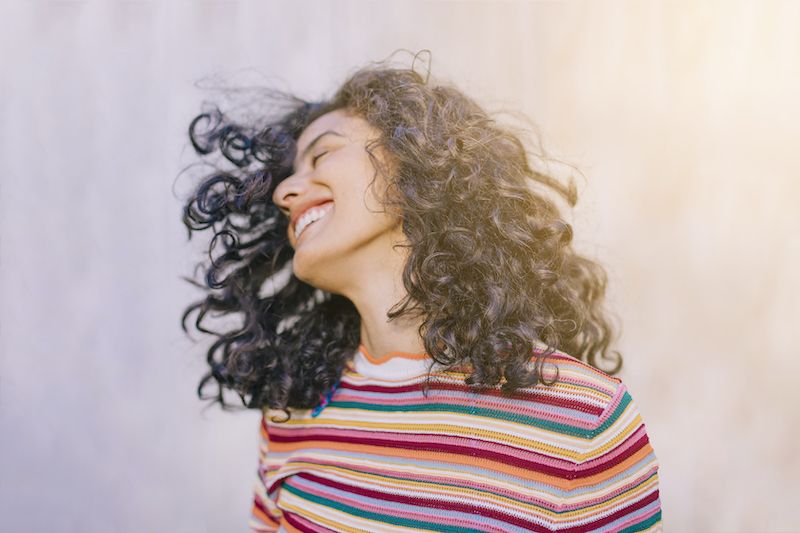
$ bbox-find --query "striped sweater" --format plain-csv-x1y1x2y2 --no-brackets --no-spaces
249,343,662,532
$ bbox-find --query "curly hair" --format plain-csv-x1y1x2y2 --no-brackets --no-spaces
181,58,622,418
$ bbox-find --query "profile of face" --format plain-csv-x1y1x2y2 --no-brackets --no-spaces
272,109,405,293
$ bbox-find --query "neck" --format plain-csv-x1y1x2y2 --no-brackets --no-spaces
309,221,427,363
352,276,427,363
345,232,427,363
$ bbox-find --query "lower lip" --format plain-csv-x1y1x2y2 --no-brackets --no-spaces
296,207,334,244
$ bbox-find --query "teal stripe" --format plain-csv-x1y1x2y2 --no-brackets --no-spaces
594,390,632,434
331,392,631,439
282,482,487,533
618,509,661,532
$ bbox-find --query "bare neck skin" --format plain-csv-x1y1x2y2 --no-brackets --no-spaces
335,224,428,362
353,245,427,362
288,205,427,362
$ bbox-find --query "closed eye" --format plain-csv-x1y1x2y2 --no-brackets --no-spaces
311,151,328,167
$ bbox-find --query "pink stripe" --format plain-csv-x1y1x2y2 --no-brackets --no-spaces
276,454,571,511
340,374,617,404
333,391,603,429
282,510,336,532
290,474,550,533
557,464,659,511
612,503,661,531
579,425,649,469
270,425,582,467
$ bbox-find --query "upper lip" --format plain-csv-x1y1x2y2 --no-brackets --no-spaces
290,198,334,232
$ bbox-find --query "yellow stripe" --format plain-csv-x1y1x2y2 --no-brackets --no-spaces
276,461,569,517
280,492,424,533
589,413,643,457
291,412,643,463
555,473,660,521
275,461,658,525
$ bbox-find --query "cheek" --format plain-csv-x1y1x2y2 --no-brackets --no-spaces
329,155,391,220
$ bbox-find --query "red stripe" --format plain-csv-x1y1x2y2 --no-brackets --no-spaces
557,489,661,532
271,426,650,481
282,510,334,532
270,426,581,469
294,472,558,532
340,379,607,415
272,429,590,477
573,432,651,478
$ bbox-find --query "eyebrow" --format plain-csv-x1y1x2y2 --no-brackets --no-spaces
293,130,344,171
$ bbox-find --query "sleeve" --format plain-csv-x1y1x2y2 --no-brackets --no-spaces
567,379,663,532
248,409,283,532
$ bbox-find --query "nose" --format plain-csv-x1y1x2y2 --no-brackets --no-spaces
272,173,307,215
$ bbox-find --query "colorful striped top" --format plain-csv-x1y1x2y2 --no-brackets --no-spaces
249,343,662,532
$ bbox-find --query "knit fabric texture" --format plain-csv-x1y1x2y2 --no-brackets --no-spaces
248,344,662,532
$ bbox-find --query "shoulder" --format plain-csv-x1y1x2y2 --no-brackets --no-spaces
515,347,659,467
438,345,648,447
521,350,663,528
536,349,623,398
533,349,659,478
526,348,628,434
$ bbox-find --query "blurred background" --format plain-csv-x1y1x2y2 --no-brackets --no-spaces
1,1,798,531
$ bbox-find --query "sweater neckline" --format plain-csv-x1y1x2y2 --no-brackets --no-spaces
357,342,430,364
346,344,443,382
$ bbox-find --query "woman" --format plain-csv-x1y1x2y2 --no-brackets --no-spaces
182,60,662,532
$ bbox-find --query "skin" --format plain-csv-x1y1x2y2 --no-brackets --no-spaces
272,109,427,361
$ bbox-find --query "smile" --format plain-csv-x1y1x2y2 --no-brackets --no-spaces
295,202,334,241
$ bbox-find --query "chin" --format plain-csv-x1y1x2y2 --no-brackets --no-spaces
291,254,315,284
291,251,335,292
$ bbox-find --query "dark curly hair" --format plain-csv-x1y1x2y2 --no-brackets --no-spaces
180,56,622,418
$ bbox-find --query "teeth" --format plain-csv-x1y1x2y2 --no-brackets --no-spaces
295,203,333,239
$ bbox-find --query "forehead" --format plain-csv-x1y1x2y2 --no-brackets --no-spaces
296,109,368,147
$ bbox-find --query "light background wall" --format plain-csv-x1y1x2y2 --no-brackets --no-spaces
1,1,798,531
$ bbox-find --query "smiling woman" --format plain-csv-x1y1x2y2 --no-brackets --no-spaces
272,109,409,292
181,57,662,532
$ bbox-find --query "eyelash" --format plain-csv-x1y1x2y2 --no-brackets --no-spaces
311,151,328,167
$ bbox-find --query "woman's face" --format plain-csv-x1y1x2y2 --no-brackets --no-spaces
272,109,404,292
